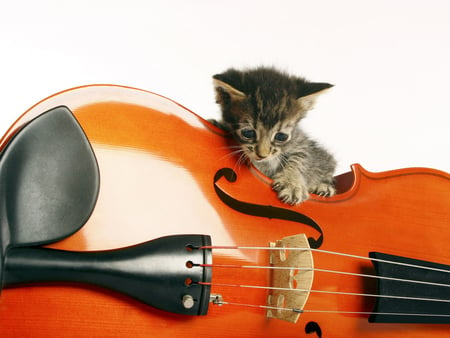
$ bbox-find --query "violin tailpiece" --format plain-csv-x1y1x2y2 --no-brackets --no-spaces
266,234,314,323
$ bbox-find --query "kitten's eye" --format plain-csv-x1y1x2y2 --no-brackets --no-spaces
274,132,289,142
241,129,257,140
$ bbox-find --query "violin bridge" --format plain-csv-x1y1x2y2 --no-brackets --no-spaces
266,234,314,323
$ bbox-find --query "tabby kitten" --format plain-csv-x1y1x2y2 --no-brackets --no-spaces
212,66,336,205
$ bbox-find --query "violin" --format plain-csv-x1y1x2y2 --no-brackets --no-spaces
0,85,448,337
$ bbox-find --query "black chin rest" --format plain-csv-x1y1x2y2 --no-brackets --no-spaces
0,106,99,286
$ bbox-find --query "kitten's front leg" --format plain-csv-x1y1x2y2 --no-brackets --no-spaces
272,170,309,205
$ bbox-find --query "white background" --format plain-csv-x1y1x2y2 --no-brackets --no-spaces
1,0,449,175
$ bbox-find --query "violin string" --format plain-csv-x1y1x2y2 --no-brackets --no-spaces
199,245,450,274
215,300,450,318
199,282,450,303
199,245,450,318
199,263,450,289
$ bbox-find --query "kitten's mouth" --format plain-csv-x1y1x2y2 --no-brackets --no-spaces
254,157,268,162
253,155,274,162
244,150,275,162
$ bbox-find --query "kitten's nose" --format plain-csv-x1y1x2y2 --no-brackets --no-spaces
255,146,270,160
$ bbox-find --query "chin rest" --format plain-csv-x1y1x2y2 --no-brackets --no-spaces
0,106,100,288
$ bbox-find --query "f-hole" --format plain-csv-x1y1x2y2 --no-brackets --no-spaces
305,321,322,337
213,168,324,249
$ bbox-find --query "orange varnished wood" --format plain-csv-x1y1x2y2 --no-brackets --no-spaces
0,85,449,337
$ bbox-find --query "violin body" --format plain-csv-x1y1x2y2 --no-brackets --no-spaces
0,85,449,337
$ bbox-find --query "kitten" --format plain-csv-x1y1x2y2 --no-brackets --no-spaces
212,66,336,205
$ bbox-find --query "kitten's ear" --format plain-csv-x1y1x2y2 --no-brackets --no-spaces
297,82,333,111
213,78,246,105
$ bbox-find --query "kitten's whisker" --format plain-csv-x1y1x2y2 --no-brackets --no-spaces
278,154,289,170
228,149,244,157
235,153,245,168
218,148,245,162
233,152,249,174
217,145,242,150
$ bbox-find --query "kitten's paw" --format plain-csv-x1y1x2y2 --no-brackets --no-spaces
311,182,336,198
272,176,309,205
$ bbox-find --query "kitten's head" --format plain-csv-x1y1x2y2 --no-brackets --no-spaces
213,66,332,164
